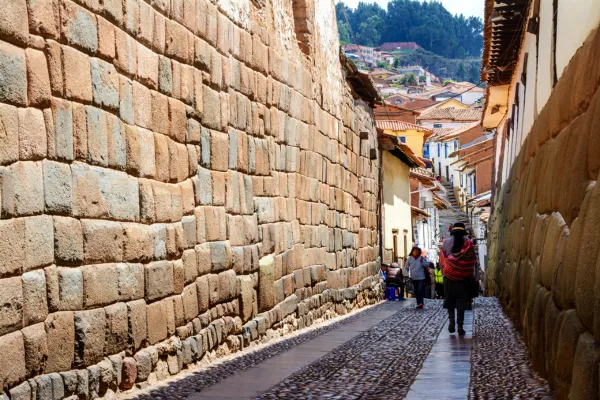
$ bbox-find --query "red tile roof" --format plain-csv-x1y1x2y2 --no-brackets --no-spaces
398,99,439,111
418,108,482,122
376,120,432,134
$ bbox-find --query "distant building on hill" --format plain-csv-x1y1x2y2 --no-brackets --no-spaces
343,45,394,67
377,42,420,51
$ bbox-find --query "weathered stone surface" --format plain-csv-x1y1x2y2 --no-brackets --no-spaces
81,263,118,307
568,332,600,400
0,331,26,390
0,41,27,105
120,357,137,389
44,311,74,373
104,303,128,356
258,255,275,312
145,261,174,301
18,106,47,160
74,308,106,367
21,323,48,378
0,276,23,336
53,217,83,265
146,301,168,345
43,160,73,214
24,216,54,271
127,299,147,352
82,220,124,264
22,270,49,326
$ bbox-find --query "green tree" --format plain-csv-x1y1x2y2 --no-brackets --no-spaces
393,57,400,68
335,0,483,59
337,21,351,45
401,73,418,86
356,15,383,47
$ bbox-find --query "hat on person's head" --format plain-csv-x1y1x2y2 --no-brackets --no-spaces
451,222,467,235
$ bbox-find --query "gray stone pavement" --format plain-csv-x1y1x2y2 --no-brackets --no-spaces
128,298,553,400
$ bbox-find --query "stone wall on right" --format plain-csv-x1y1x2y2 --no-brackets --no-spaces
485,27,600,399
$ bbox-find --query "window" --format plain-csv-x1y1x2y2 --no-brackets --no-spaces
433,123,442,128
423,143,430,159
437,143,441,155
444,143,448,158
399,136,406,143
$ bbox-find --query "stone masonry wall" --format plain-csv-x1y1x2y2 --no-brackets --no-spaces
486,27,600,399
0,0,381,397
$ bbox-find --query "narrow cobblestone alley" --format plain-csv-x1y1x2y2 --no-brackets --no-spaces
123,298,551,400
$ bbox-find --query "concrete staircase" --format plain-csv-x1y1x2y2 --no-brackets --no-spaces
441,182,473,233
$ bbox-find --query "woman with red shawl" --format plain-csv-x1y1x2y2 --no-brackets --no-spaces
440,223,479,335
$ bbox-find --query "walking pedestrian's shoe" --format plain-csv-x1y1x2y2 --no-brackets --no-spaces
458,326,465,336
448,321,456,333
416,303,423,309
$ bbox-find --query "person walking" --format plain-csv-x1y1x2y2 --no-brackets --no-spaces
434,263,444,299
404,246,429,309
440,222,479,335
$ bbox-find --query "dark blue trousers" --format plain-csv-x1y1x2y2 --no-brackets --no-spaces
412,279,425,305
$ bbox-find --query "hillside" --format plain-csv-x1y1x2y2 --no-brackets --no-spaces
396,48,481,83
336,0,483,59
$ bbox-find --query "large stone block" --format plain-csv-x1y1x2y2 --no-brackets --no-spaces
116,262,145,302
43,160,73,214
0,40,27,106
2,162,44,217
258,255,275,312
195,275,209,313
62,46,92,102
22,323,48,378
238,275,254,322
72,163,140,220
46,265,83,311
22,270,49,326
0,331,26,391
0,103,19,165
26,49,51,107
145,261,174,301
44,311,75,373
90,58,119,110
24,215,54,271
182,284,199,323
18,108,47,160
568,332,600,400
210,241,232,272
53,216,83,265
82,220,123,264
104,302,128,355
122,223,154,263
60,0,98,53
0,218,24,277
127,299,147,352
0,276,23,336
74,308,106,367
146,300,167,345
0,0,28,45
81,263,118,307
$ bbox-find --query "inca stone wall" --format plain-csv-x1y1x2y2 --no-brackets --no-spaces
486,27,600,399
0,0,381,397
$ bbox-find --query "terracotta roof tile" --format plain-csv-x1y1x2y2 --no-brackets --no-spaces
376,120,432,133
418,108,482,122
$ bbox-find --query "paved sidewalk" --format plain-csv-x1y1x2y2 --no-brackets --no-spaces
129,298,553,400
188,301,411,399
406,311,473,400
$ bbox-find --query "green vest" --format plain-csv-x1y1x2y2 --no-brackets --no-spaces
434,268,444,284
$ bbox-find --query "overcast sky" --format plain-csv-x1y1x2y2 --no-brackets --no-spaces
339,0,485,19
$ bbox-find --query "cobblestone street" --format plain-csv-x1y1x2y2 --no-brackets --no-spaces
124,298,551,400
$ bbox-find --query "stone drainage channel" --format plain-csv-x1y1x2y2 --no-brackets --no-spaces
126,298,552,400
